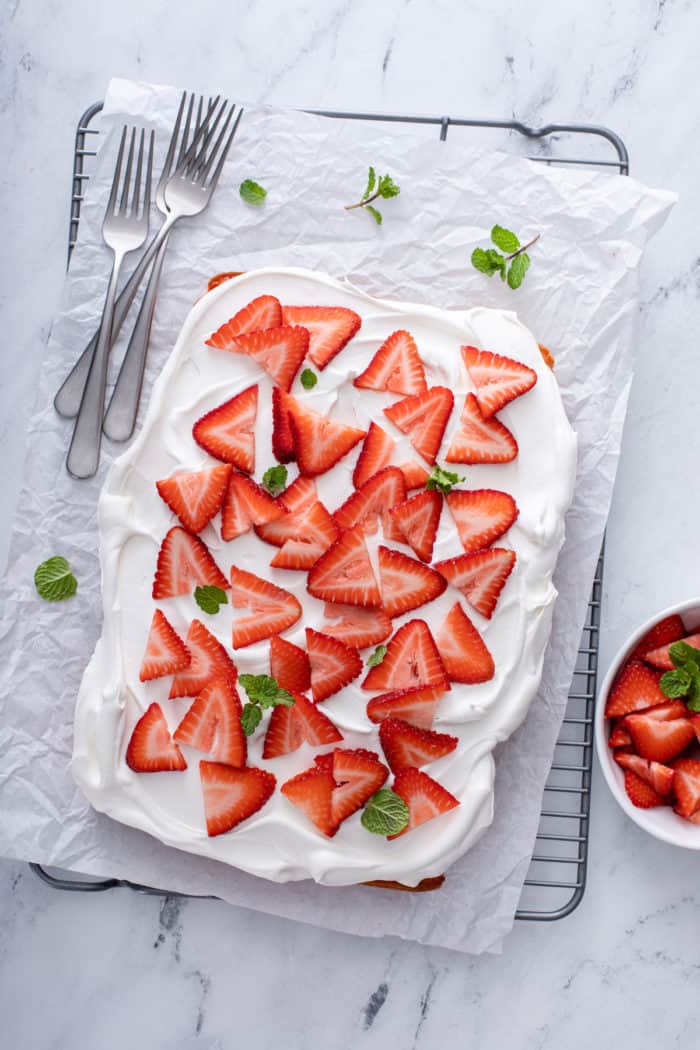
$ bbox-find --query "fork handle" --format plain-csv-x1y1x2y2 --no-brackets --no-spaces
102,233,169,442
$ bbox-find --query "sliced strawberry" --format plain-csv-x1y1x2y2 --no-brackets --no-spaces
352,422,395,489
613,751,674,796
230,567,302,648
263,692,343,758
434,548,516,620
379,717,457,773
689,712,700,743
221,472,284,541
389,767,459,838
629,699,689,722
435,602,494,684
330,748,389,825
156,464,231,534
192,384,257,473
272,387,297,463
152,527,229,600
281,765,337,836
625,713,695,763
126,703,187,773
307,524,381,607
461,345,537,417
363,619,448,691
388,490,442,563
205,294,282,346
629,613,686,660
445,489,518,555
384,387,454,465
445,393,519,464
608,722,632,749
672,758,700,817
353,329,427,396
334,467,407,539
221,325,309,391
169,619,238,699
604,660,666,718
174,676,246,767
320,603,392,648
270,501,339,570
623,769,665,809
139,609,191,682
377,545,446,619
294,692,344,746
644,632,700,671
399,460,430,490
306,627,362,702
366,683,447,729
269,634,311,693
282,304,361,369
200,761,276,836
255,476,318,546
288,400,365,477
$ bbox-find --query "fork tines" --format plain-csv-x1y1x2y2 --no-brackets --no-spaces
176,98,243,191
107,125,154,221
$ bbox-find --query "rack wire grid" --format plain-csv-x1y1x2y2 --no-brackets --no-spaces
30,101,621,921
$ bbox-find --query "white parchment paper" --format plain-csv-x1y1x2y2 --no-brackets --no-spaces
0,78,674,954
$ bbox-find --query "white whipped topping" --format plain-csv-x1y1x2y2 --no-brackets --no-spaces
72,267,577,887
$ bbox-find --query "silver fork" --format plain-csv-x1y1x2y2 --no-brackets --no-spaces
66,127,153,479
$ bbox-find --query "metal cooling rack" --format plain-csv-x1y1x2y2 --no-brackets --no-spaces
31,102,621,921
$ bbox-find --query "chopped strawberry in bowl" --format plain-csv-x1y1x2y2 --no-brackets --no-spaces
595,599,700,848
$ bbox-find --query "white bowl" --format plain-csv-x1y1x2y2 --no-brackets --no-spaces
595,598,700,848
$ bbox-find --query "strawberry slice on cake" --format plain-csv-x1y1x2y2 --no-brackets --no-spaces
320,603,392,649
379,717,458,773
281,305,361,369
156,464,232,534
352,422,395,489
366,683,448,729
388,489,442,563
192,384,257,473
306,627,362,702
354,329,427,396
269,635,311,693
272,387,297,464
461,345,537,418
221,472,284,541
210,324,309,392
269,502,339,570
383,387,454,465
230,567,302,648
334,466,407,539
139,609,191,682
389,767,459,838
169,620,238,699
255,476,318,545
288,399,365,477
377,546,447,618
174,676,247,767
152,527,229,600
205,294,283,345
399,460,431,490
445,489,518,555
263,691,343,759
362,619,448,691
200,761,276,837
126,703,187,773
436,602,495,684
307,524,382,608
445,393,518,464
434,548,516,620
281,748,388,835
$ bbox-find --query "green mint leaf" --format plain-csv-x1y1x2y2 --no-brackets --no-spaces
262,464,288,496
361,788,410,836
363,165,377,200
471,247,506,278
425,464,466,495
300,368,318,390
241,703,263,736
507,252,530,290
490,225,520,253
238,673,294,709
239,179,267,206
660,668,692,699
367,644,387,668
365,204,383,225
194,585,228,615
34,556,78,602
377,173,400,199
668,641,700,670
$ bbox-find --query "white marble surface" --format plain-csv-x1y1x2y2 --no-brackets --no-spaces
2,0,700,1046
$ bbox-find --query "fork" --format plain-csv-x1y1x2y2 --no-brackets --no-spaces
66,127,153,479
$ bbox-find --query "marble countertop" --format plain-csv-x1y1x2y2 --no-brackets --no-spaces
2,1,700,1047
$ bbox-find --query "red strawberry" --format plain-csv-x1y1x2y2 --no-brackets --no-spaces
223,325,309,391
272,387,297,463
604,660,666,718
461,345,537,417
353,329,427,396
199,761,276,836
255,476,318,546
174,676,246,767
689,712,700,743
282,305,361,369
644,632,700,671
672,758,700,818
629,613,686,660
389,767,459,837
306,627,362,702
623,769,665,809
221,472,284,541
294,692,344,745
269,501,339,570
205,294,282,346
156,465,231,534
334,467,407,539
263,692,343,758
287,399,365,477
192,384,257,473
399,460,430,490
230,567,302,648
366,683,447,729
388,490,442,563
379,717,457,773
435,602,494,684
377,546,446,619
281,764,337,836
269,634,311,693
625,713,695,763
608,722,632,749
613,751,674,795
126,703,187,773
630,699,689,722
152,527,228,600
320,603,392,648
434,548,516,620
307,525,381,607
330,748,388,825
445,489,518,554
363,619,448,692
139,609,191,682
445,393,519,464
384,387,454,465
169,619,237,699
352,422,395,489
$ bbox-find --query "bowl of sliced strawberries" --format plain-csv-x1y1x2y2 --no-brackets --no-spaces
595,600,700,846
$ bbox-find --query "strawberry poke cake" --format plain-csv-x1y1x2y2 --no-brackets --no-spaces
72,267,577,887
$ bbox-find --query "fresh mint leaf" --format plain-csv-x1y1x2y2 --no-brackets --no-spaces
363,166,377,200
241,703,263,736
262,464,288,496
426,464,466,495
660,668,693,699
361,788,410,836
377,174,400,199
239,673,294,709
471,247,506,279
34,556,77,602
194,585,228,615
365,204,383,225
367,644,387,668
668,641,700,670
507,252,530,290
239,179,267,206
491,225,520,253
300,368,318,390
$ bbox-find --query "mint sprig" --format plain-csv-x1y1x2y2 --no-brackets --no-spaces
194,585,228,615
241,703,263,736
34,556,78,602
426,464,465,495
262,464,287,496
660,641,700,712
238,673,295,735
361,788,409,836
367,644,387,668
345,166,400,224
471,226,539,289
240,179,267,206
300,368,318,390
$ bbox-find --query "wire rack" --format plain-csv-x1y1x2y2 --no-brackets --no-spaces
30,102,622,921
